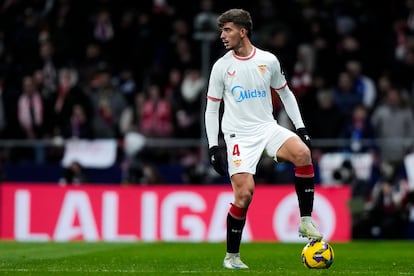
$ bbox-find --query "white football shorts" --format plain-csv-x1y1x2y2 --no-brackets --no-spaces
224,122,296,176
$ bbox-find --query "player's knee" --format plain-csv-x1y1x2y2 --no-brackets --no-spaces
235,189,253,208
231,173,254,207
294,146,312,166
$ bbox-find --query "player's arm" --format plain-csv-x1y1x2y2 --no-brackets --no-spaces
204,62,227,176
271,56,311,148
270,55,305,129
275,85,312,148
205,61,224,147
205,96,221,147
275,85,305,129
205,95,227,176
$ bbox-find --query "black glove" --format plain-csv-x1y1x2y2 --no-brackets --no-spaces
296,128,312,150
208,146,227,176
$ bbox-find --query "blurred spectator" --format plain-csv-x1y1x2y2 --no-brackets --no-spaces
336,15,361,71
392,18,408,64
140,83,173,137
300,74,324,124
374,72,393,107
17,74,47,163
193,0,218,39
300,7,336,83
168,37,197,72
307,87,344,151
32,68,50,100
371,87,414,167
391,12,414,94
256,156,294,185
48,67,93,139
333,159,372,242
345,60,377,110
179,147,206,184
181,68,204,103
125,162,163,185
17,75,45,139
89,68,128,138
393,39,414,95
167,17,199,76
262,23,295,77
290,43,314,99
171,18,191,44
164,67,183,101
59,160,89,186
176,68,205,138
333,71,363,121
333,159,372,198
37,41,58,97
119,92,145,135
363,165,410,239
78,43,106,89
121,131,162,185
92,9,114,54
340,104,375,153
112,67,137,104
67,104,92,139
162,68,183,134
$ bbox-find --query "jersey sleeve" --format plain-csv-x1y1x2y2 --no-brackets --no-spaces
205,60,224,147
269,56,288,90
276,86,305,129
269,54,305,129
207,61,225,100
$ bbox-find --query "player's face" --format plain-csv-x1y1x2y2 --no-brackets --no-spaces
220,22,243,50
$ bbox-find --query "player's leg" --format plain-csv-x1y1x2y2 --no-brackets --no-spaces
276,136,322,240
223,132,265,269
223,172,254,269
272,133,322,240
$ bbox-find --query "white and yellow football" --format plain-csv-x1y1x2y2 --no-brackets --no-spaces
301,240,334,269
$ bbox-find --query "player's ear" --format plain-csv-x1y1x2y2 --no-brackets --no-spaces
240,27,247,38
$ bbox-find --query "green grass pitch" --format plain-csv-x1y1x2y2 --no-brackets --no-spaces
0,241,413,275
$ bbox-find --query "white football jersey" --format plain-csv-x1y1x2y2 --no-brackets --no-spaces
207,47,287,135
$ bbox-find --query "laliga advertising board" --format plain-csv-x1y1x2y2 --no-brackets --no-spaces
0,183,351,242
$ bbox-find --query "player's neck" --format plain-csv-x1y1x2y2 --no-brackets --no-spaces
233,41,254,58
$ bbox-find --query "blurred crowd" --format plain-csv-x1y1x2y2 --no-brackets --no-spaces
1,0,414,237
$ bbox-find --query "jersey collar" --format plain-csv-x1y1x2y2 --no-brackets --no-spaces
232,47,256,60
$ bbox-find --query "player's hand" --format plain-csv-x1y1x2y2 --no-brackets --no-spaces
296,128,312,150
208,146,227,176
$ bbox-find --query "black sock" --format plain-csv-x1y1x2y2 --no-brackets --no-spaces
226,214,246,253
295,176,314,217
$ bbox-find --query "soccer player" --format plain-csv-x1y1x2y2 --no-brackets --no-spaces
204,9,322,269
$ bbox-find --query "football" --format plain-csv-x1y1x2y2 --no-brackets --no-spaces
301,240,334,269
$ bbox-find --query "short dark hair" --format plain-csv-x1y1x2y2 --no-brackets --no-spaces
217,9,253,37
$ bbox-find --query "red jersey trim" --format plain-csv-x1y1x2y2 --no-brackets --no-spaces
232,47,256,60
272,82,288,91
207,95,222,102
